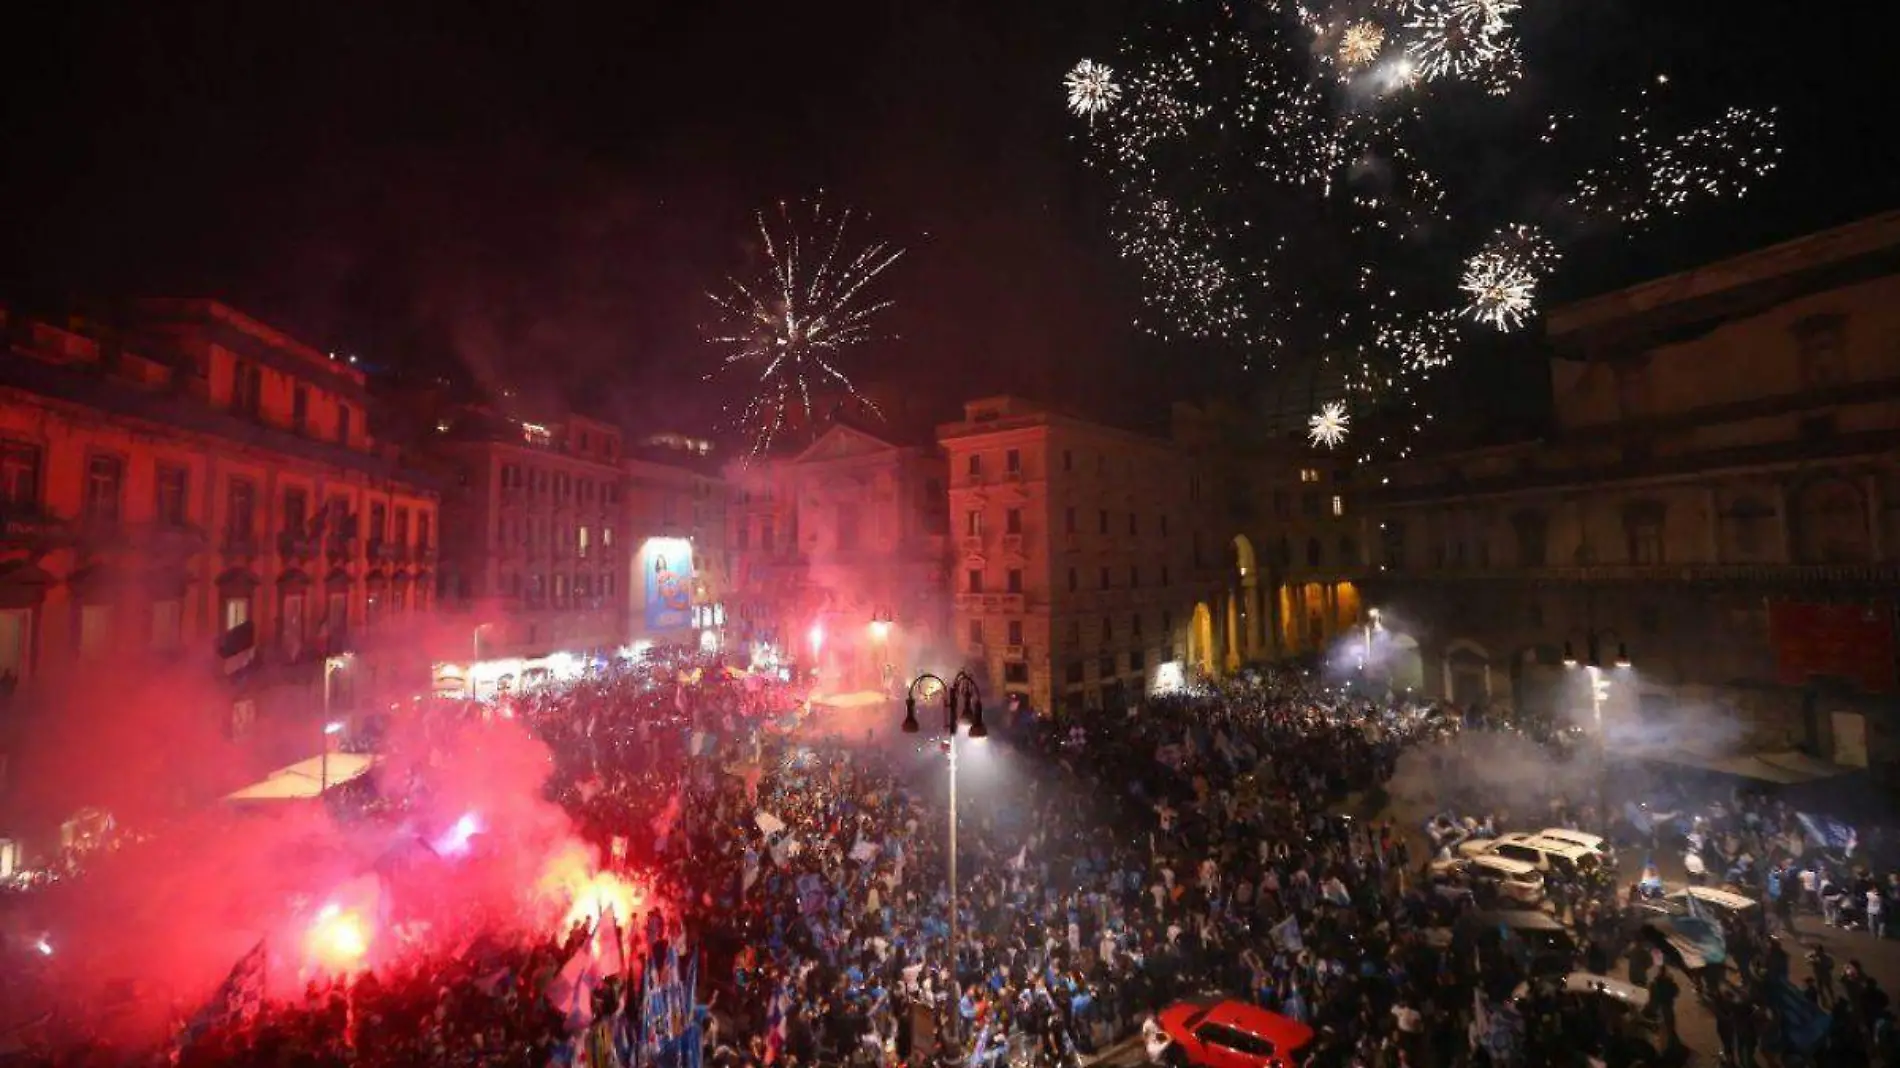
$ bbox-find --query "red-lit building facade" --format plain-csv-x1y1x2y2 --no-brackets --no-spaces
431,410,628,666
727,424,949,695
0,300,441,838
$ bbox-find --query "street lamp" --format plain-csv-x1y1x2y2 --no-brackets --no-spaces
1562,631,1630,754
319,720,344,795
902,670,985,1039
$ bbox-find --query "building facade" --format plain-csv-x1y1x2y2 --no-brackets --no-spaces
1,300,440,834
727,424,948,696
1362,212,1900,764
432,411,628,666
937,396,1232,713
624,449,730,652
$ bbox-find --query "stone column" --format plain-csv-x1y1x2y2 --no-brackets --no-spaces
1224,592,1241,672
1245,585,1265,659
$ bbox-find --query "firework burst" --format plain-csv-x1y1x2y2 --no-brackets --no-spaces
706,200,905,459
1338,22,1385,68
1458,226,1556,331
1308,401,1352,448
1065,59,1122,120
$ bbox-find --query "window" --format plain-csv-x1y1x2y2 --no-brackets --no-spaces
336,405,352,445
226,479,256,538
501,464,520,490
1301,491,1320,516
1007,568,1023,593
281,592,305,655
1130,648,1146,673
155,465,190,527
1067,619,1082,645
1098,655,1116,678
232,363,262,418
416,513,432,552
967,454,982,478
78,605,112,659
1626,502,1666,565
1381,522,1406,569
1066,661,1084,685
602,526,614,549
1132,613,1143,639
966,510,983,537
1064,507,1076,534
1067,567,1078,593
579,527,592,559
149,599,182,652
1307,538,1323,567
84,454,124,526
1003,662,1029,684
1340,537,1357,565
1098,510,1108,535
223,594,251,633
1161,609,1172,635
393,507,409,546
761,520,776,553
1793,313,1848,389
1007,620,1024,646
292,385,310,433
1101,615,1113,641
1006,449,1021,474
0,441,40,509
603,572,616,598
836,504,861,551
368,503,387,544
1331,495,1345,517
968,620,984,647
1006,508,1022,535
1099,567,1110,590
553,573,569,605
0,607,31,683
325,592,347,641
967,568,985,593
1299,468,1320,483
1510,511,1547,567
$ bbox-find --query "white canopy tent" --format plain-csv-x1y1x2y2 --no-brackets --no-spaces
224,752,377,802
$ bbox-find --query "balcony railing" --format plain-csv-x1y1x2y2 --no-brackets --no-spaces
1004,643,1027,659
278,532,318,562
221,530,261,559
954,592,1027,613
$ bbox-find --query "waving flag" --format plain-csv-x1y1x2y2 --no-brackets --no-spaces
176,939,267,1054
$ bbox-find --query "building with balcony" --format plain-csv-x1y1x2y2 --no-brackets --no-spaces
1361,211,1900,766
0,300,440,836
934,397,1215,713
431,408,627,663
727,422,948,694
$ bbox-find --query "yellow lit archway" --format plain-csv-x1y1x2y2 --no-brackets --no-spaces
1189,601,1217,677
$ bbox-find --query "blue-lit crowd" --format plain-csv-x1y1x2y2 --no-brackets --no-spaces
8,649,1900,1067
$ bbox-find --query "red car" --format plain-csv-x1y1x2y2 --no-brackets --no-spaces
1156,997,1314,1068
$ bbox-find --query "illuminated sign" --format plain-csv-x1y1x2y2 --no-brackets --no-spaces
642,537,695,631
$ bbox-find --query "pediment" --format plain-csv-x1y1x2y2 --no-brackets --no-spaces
793,424,901,464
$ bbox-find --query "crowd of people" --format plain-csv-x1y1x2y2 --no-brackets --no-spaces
9,648,1900,1067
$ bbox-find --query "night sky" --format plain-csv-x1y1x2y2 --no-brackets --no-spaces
1,0,1891,444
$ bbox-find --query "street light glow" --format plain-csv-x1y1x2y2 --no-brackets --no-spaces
324,721,345,735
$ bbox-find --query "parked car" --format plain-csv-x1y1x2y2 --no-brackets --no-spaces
1155,997,1315,1068
1428,854,1546,907
1536,828,1618,871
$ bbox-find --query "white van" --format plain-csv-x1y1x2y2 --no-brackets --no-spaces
1485,835,1601,879
1537,828,1618,870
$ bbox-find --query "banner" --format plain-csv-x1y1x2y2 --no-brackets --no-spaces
642,538,695,632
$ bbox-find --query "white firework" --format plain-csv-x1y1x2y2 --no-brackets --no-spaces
1405,0,1514,80
1308,401,1351,448
1458,250,1537,330
706,199,905,458
1065,59,1122,120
